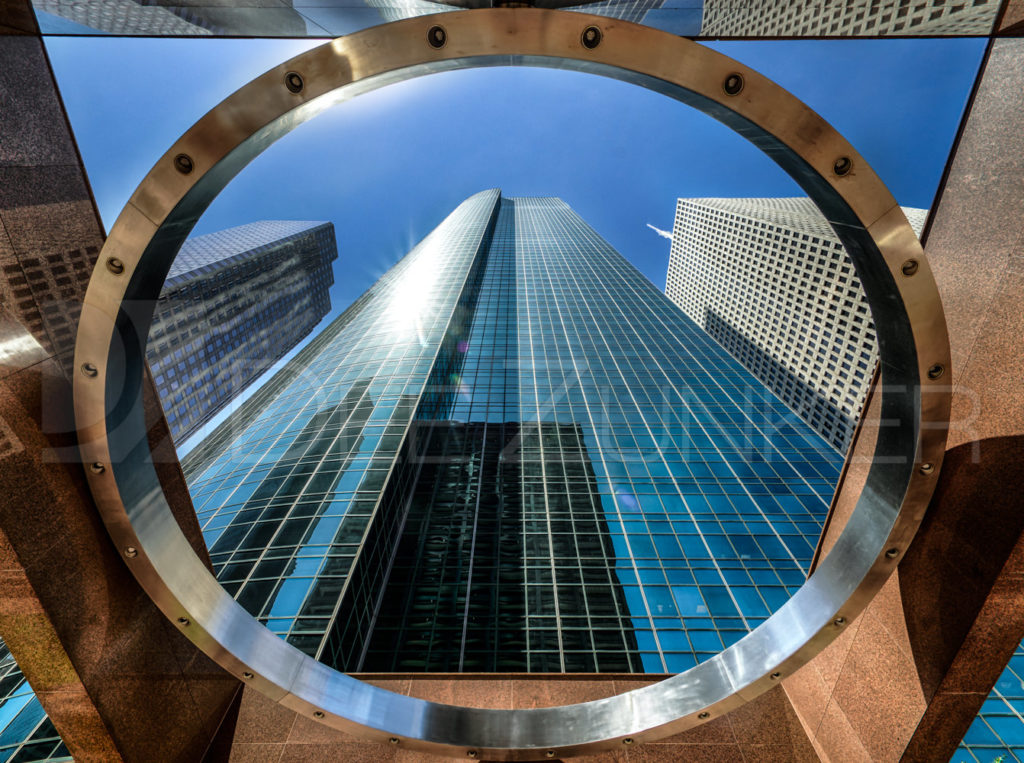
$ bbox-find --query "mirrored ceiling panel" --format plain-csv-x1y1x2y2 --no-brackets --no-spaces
32,0,1002,38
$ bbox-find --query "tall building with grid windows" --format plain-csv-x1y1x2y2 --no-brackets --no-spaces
147,220,338,444
699,0,1000,36
665,197,926,454
178,189,843,674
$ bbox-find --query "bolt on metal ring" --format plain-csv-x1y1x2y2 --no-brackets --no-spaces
284,71,304,93
770,671,781,680
722,72,744,95
901,259,919,276
124,546,138,558
927,364,944,380
105,257,125,275
313,711,325,719
546,751,555,758
177,616,190,626
81,362,98,378
833,156,853,176
89,462,105,474
919,462,935,475
427,25,447,48
698,711,710,720
582,25,602,49
389,737,400,745
622,738,634,745
173,153,194,174
467,751,478,758
833,616,846,626
243,671,254,679
885,548,900,559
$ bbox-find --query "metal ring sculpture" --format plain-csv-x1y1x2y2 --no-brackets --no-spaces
74,10,951,759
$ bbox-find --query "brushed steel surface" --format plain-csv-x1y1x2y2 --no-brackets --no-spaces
72,10,951,758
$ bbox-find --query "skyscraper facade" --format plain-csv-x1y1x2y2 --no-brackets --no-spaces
181,190,843,674
0,646,67,762
956,642,1024,763
665,197,926,453
699,0,1000,36
147,220,338,444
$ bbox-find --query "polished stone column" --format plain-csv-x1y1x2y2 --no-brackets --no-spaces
783,33,1024,762
0,2,239,760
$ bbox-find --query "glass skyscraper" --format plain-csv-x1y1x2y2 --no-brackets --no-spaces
178,190,845,674
181,189,843,674
148,220,338,443
0,647,66,762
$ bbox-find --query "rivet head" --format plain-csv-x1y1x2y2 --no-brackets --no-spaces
389,737,400,745
622,738,634,745
901,259,919,277
467,751,478,758
885,547,900,559
833,616,846,626
582,25,602,49
106,257,125,275
284,71,304,93
242,671,254,679
313,711,325,719
833,156,853,176
89,462,105,474
927,364,944,380
723,72,744,96
427,25,446,48
698,711,710,720
81,362,98,378
770,671,781,680
124,546,137,558
919,462,934,475
177,616,190,626
546,751,555,758
173,153,194,174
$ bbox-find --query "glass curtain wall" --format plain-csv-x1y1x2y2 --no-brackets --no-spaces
184,191,842,672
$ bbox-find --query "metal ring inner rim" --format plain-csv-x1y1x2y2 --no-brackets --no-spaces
72,10,951,760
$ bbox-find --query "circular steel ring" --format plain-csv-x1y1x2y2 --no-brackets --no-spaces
73,9,951,760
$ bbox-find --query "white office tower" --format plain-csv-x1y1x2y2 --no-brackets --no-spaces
665,197,927,454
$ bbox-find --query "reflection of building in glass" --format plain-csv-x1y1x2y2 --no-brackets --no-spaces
0,643,67,762
182,190,842,673
699,0,1000,36
665,197,926,454
33,0,211,35
364,0,449,23
147,220,337,444
956,642,1024,762
565,0,667,24
32,0,310,35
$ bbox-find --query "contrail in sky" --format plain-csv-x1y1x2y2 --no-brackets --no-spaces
646,223,673,241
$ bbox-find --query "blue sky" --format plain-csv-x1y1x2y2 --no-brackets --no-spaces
46,35,984,310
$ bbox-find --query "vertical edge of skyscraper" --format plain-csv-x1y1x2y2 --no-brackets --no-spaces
664,197,926,454
146,220,339,444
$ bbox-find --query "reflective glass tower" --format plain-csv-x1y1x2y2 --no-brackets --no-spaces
0,645,66,762
148,220,338,443
182,190,843,674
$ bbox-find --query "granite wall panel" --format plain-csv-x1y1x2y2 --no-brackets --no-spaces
783,34,1024,763
0,3,239,759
